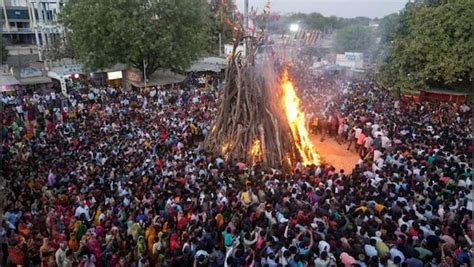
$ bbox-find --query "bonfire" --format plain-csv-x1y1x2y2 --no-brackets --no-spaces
203,3,319,170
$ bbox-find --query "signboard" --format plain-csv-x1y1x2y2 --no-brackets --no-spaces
107,71,123,80
63,64,84,75
335,52,364,69
126,70,142,82
19,67,42,78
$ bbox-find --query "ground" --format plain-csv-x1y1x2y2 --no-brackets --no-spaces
311,134,360,174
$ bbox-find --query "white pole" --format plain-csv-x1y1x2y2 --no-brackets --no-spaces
218,32,222,57
143,58,147,90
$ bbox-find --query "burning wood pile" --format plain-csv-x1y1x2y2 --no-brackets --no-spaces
203,2,319,170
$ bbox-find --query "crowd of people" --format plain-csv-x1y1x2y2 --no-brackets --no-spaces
0,71,473,267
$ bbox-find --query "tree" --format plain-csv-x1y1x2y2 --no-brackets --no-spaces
208,0,235,54
0,37,8,65
333,25,375,53
42,34,76,61
379,0,473,91
60,0,211,76
287,13,370,33
288,13,340,33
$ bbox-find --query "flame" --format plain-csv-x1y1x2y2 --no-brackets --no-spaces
281,69,320,166
250,139,262,161
221,141,231,154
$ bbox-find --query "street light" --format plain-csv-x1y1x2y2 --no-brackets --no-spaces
289,24,300,32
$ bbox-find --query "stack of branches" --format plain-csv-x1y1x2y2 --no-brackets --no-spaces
203,29,299,169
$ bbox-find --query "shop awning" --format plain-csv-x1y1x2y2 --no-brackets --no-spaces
127,69,185,88
18,76,53,85
0,74,20,86
187,57,226,73
0,74,20,92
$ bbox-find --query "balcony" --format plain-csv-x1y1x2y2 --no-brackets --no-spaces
2,27,33,33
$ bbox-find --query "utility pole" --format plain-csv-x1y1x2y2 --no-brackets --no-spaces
143,58,147,90
218,32,222,57
244,0,248,55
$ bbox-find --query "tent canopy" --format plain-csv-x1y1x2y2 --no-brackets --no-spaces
0,74,20,92
128,69,185,88
0,74,20,86
18,76,53,85
187,57,226,73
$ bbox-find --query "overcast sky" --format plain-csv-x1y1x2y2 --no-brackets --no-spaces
235,0,408,19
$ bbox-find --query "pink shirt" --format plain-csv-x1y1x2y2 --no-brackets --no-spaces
340,252,357,267
357,133,366,145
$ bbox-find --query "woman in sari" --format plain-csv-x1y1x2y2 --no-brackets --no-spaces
7,236,25,267
145,225,157,266
135,235,147,263
88,234,103,267
68,232,80,252
169,232,180,254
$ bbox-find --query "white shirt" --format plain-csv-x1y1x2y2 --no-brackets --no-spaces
318,240,330,253
364,244,377,257
389,248,405,262
88,92,95,100
381,136,390,148
75,205,90,221
16,105,24,113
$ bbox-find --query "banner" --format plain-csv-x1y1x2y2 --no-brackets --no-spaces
19,67,42,78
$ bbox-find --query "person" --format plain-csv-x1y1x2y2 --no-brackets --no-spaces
0,75,472,267
15,103,25,120
55,242,68,267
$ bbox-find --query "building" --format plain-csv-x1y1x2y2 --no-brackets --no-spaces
335,52,364,69
1,0,66,62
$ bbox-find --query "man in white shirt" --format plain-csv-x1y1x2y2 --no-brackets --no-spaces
75,202,91,221
389,246,405,263
88,92,95,102
16,104,25,120
355,127,362,139
55,242,68,267
381,135,390,148
150,88,157,98
364,239,378,258
1,94,8,104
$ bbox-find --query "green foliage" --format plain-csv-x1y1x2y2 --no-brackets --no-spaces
333,25,375,53
60,0,211,75
378,13,400,46
0,37,8,64
208,0,234,53
379,0,473,91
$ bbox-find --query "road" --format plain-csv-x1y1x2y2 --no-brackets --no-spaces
311,134,361,174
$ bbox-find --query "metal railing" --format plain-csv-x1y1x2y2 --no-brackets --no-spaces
2,27,33,33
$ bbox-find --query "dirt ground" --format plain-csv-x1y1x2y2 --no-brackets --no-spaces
311,134,361,174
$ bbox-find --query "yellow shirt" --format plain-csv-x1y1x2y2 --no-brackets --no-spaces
241,191,251,204
376,240,390,257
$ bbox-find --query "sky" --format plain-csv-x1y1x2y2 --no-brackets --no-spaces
235,0,408,19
